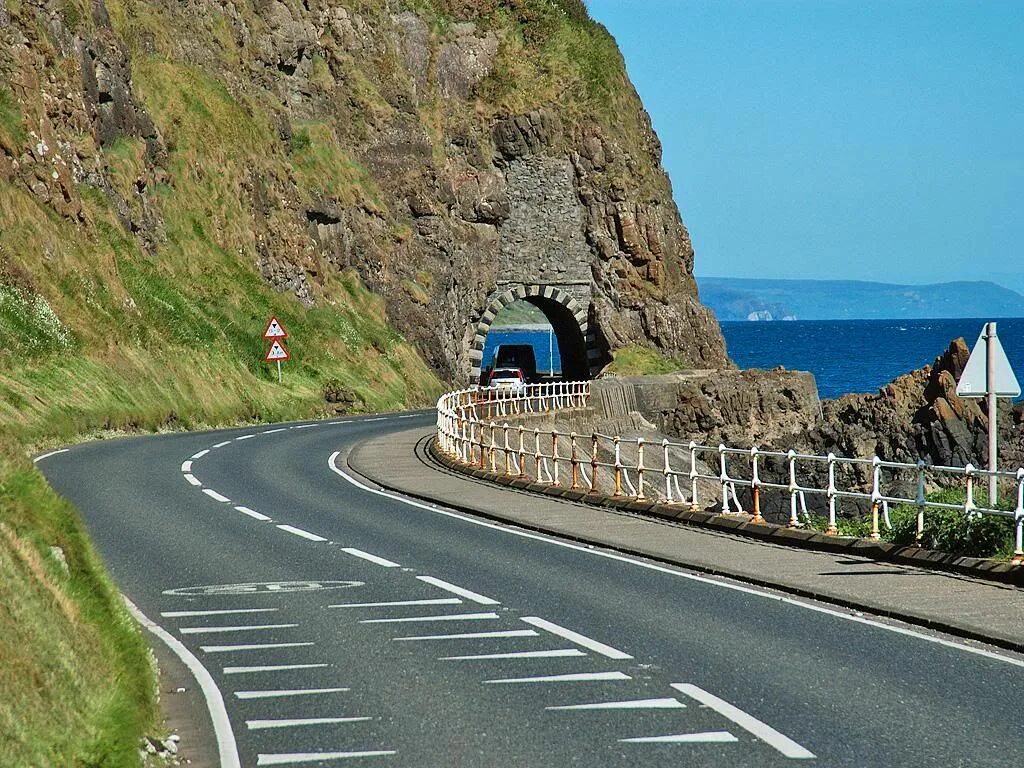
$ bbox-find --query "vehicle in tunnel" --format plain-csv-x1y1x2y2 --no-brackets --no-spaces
494,344,538,382
488,367,527,394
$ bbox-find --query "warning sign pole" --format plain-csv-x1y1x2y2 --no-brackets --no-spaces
986,322,998,505
277,359,282,384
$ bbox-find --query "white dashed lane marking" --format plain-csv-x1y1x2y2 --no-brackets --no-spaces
484,671,631,685
547,698,686,711
191,450,210,459
341,548,401,568
213,440,232,448
247,717,371,730
162,608,278,618
235,688,350,700
329,598,462,609
393,630,539,642
520,617,632,660
179,624,298,635
416,576,500,605
184,474,202,487
277,524,327,542
224,663,329,675
201,642,315,653
203,489,231,503
359,612,499,625
235,434,255,441
181,461,193,472
235,506,272,522
257,751,396,766
672,684,815,759
621,732,738,744
440,649,585,661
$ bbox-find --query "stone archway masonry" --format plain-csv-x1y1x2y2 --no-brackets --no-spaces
468,283,604,383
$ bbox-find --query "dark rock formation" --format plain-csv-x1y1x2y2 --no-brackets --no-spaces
0,1,728,385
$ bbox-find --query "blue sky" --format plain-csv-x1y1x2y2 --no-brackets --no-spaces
586,1,1023,292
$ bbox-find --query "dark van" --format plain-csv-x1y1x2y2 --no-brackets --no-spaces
494,344,537,382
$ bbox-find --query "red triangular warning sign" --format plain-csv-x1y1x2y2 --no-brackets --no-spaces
263,316,288,339
265,339,290,362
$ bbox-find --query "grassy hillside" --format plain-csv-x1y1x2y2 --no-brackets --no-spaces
0,0,677,762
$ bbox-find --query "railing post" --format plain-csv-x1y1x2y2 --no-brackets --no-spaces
518,425,526,479
719,444,730,513
636,438,646,501
613,436,623,497
488,421,497,473
915,459,927,545
534,428,542,481
1014,468,1024,563
689,441,700,511
964,464,976,514
551,431,560,486
591,434,599,494
869,456,881,540
503,422,512,476
750,446,763,523
570,432,580,490
826,453,838,536
787,450,799,528
663,439,673,503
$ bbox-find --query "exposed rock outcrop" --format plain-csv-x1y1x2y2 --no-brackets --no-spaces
0,1,728,385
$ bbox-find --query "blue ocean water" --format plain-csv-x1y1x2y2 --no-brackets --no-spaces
720,317,1024,400
482,327,562,375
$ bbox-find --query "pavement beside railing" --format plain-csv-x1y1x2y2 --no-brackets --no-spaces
346,425,1024,653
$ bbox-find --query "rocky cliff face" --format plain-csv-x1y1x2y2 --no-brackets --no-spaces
0,0,728,386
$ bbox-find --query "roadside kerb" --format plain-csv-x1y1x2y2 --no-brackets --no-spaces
344,426,1024,654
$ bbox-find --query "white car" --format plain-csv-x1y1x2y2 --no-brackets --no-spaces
489,367,527,395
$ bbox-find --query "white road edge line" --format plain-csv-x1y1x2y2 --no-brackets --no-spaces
179,624,298,635
620,732,738,744
520,617,632,660
181,461,193,472
329,598,462,609
393,629,539,641
184,474,202,487
326,452,1024,670
484,671,631,685
235,506,272,521
235,688,349,700
672,683,815,759
203,489,231,503
247,717,371,730
547,698,686,711
162,608,279,618
33,448,70,463
257,752,396,765
123,597,240,768
277,524,327,542
341,547,401,568
416,576,500,605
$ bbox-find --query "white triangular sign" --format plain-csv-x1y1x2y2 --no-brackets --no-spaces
956,328,1020,398
265,340,290,362
263,316,288,339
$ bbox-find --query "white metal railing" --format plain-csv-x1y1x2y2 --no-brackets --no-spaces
436,382,1024,562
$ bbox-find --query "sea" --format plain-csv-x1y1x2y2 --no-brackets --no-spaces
485,318,1024,400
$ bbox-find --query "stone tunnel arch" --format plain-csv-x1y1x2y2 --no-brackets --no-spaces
469,285,602,384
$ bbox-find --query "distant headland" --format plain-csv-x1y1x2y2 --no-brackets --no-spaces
697,277,1024,321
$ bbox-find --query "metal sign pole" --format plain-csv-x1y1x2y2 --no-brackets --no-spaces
986,322,997,505
277,359,282,384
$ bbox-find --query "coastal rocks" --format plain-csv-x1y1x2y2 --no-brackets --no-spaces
597,369,821,448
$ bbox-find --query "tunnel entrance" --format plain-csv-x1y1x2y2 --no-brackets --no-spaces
469,285,596,385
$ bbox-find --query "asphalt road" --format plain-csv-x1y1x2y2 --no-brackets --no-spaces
38,413,1024,768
